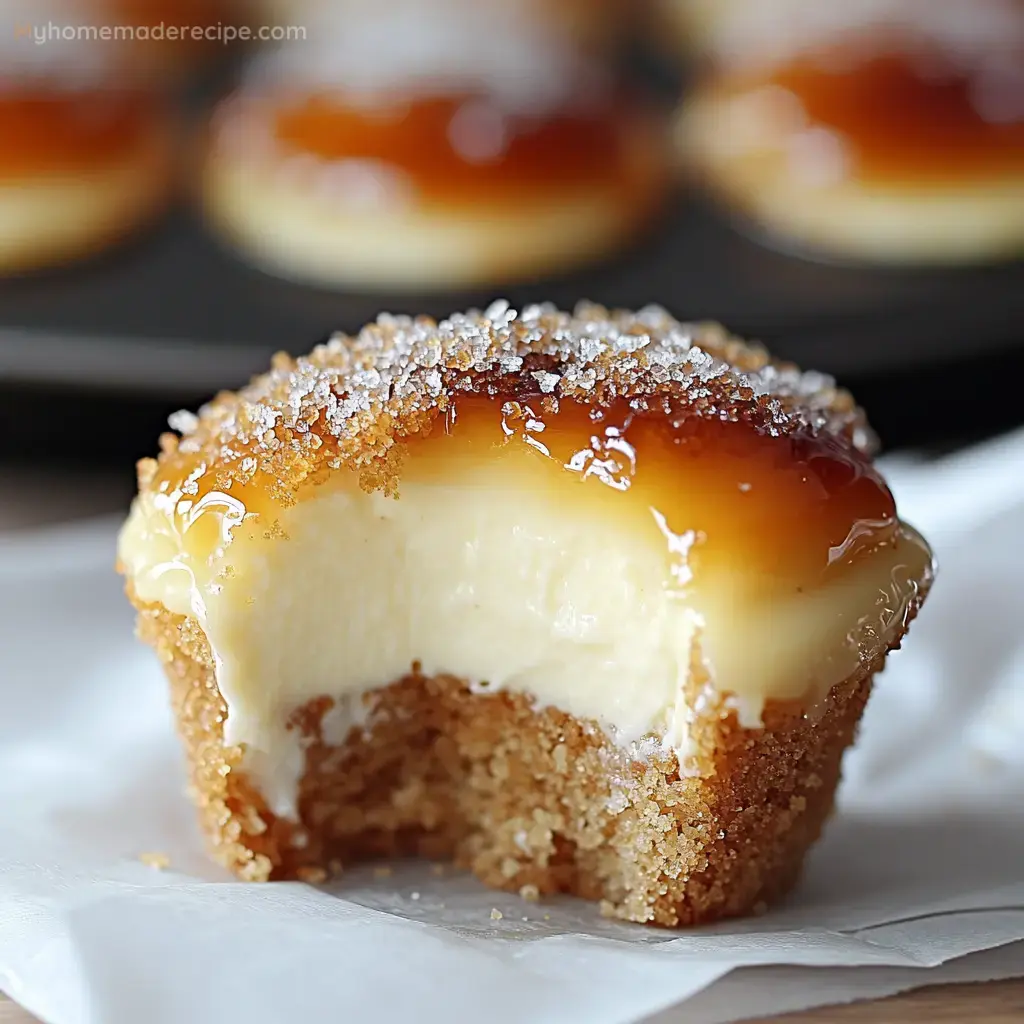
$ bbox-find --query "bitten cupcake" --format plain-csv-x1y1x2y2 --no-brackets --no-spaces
201,2,668,289
119,302,934,927
678,0,1024,264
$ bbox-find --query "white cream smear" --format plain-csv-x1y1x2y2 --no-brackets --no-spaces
120,452,932,819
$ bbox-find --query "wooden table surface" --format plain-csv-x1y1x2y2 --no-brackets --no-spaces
1,474,1022,1023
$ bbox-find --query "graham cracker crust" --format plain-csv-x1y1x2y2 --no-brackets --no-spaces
135,595,880,928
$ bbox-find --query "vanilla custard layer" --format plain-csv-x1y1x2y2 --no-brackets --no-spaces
120,402,931,816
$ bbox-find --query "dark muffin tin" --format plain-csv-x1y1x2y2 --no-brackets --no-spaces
1,45,1021,461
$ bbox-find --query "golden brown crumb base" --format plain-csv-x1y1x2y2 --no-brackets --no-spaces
134,592,886,928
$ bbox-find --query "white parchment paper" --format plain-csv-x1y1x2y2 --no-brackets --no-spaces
1,431,1023,1024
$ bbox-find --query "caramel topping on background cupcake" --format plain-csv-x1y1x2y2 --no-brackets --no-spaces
0,0,176,273
202,3,669,287
677,0,1024,262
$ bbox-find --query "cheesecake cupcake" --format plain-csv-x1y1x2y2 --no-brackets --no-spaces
0,1,176,274
118,302,934,927
678,0,1024,264
201,2,668,289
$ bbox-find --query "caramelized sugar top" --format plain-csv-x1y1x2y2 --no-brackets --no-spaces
767,49,1024,181
140,302,876,539
0,90,156,176
137,301,887,588
264,92,639,201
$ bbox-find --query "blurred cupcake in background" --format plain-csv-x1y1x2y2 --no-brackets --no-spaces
676,0,1024,264
201,0,670,290
0,0,178,274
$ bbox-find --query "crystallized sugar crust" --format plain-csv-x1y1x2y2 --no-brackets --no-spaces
153,301,873,499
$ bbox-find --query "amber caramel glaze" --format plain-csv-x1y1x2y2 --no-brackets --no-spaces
0,92,158,177
148,391,896,606
269,93,641,202
767,52,1024,182
435,396,895,592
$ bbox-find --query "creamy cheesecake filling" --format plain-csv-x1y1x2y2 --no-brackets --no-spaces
120,397,932,818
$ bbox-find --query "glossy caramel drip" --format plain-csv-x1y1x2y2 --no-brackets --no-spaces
0,91,155,177
768,51,1024,182
150,395,897,604
270,93,633,201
